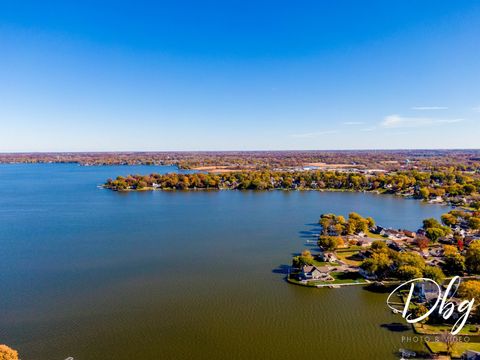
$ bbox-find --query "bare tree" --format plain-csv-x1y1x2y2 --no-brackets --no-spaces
440,331,456,355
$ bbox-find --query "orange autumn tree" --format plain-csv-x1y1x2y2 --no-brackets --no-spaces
0,345,19,360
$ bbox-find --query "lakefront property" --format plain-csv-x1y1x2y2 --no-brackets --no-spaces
287,209,480,357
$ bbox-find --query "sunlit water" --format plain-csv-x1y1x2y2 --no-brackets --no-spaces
0,164,450,360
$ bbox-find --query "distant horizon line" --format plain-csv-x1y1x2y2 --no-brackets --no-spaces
1,148,480,154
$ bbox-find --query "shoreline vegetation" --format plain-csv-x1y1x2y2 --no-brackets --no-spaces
103,169,480,209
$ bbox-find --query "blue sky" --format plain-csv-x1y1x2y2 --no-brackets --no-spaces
0,1,479,151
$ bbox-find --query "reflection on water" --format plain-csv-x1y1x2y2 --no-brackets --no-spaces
0,164,450,359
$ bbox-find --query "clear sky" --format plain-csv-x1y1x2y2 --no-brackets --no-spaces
0,1,479,151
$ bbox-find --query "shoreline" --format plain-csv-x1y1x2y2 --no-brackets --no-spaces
287,276,371,288
102,185,456,206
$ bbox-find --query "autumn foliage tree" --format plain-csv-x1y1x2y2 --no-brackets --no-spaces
412,305,429,328
417,237,429,251
292,250,315,268
466,241,480,274
0,345,19,360
318,235,343,251
458,280,480,301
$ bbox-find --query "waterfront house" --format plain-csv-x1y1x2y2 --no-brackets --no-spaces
372,225,386,235
300,265,334,281
318,252,338,263
359,268,377,280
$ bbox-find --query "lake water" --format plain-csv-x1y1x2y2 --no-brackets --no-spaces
0,164,450,360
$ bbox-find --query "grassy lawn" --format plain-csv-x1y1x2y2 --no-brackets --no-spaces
306,271,368,286
330,271,367,284
311,259,340,267
287,271,367,287
336,245,364,252
415,323,480,336
365,230,386,239
335,250,362,266
426,340,480,358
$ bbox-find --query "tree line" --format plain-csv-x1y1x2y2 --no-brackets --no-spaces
104,169,480,207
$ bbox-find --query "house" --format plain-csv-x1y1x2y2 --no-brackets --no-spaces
414,235,429,245
372,226,386,235
387,240,404,252
383,228,407,240
463,350,480,360
465,236,476,246
300,265,334,281
402,230,416,238
318,252,338,263
429,247,443,257
358,249,373,259
426,258,445,267
465,235,480,246
359,268,377,280
357,237,375,247
453,226,466,236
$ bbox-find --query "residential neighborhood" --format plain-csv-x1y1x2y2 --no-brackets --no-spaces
288,210,480,358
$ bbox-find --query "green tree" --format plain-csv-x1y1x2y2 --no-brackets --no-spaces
469,217,480,230
348,212,369,233
371,240,388,253
441,213,457,227
443,253,466,275
423,266,446,283
419,187,430,199
292,250,315,267
463,184,476,195
426,227,446,242
396,265,423,280
395,252,426,270
360,252,392,279
366,216,375,229
423,218,442,229
466,241,480,274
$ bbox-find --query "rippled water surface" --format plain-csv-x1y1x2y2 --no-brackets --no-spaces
0,164,450,360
